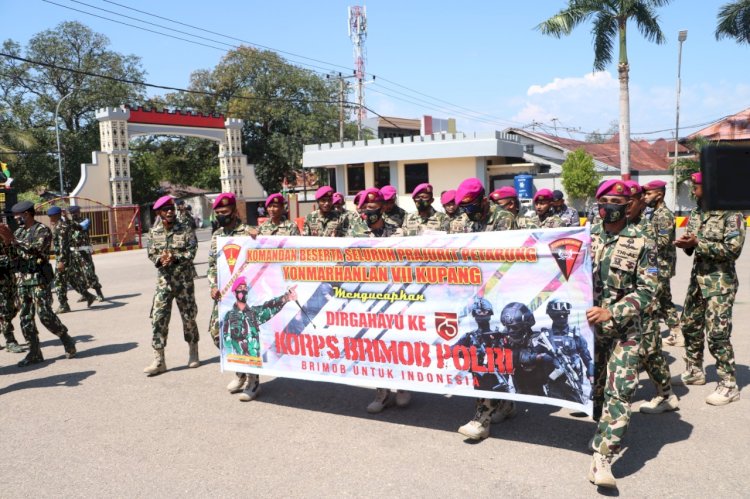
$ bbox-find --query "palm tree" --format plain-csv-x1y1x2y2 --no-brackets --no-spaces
537,0,671,180
716,0,750,45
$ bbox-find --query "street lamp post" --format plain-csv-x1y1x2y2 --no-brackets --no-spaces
673,30,687,211
55,91,73,197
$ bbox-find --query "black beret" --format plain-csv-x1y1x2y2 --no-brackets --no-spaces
68,205,81,214
11,201,35,214
175,198,186,206
552,190,564,201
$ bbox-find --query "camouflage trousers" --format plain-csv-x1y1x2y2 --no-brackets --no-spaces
19,283,70,354
72,250,101,290
150,272,199,350
639,284,674,396
0,275,19,345
654,278,680,330
681,283,736,383
208,300,220,348
592,328,640,457
54,265,93,306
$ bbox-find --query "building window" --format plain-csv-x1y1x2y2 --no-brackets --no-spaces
346,164,365,195
524,144,535,154
375,162,391,188
404,163,428,194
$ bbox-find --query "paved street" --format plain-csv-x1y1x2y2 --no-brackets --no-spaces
1,228,748,498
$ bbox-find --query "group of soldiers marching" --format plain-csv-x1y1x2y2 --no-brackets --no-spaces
97,172,746,491
0,201,104,366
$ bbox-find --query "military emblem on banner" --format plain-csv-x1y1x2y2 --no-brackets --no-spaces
435,312,459,341
548,238,583,280
222,243,242,274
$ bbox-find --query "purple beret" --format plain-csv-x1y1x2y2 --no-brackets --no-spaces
212,192,236,210
643,180,667,191
411,183,433,198
153,195,175,210
353,190,366,206
358,187,384,209
265,193,285,207
231,276,247,292
533,189,554,202
455,178,485,204
596,180,630,199
332,192,344,205
315,186,334,200
624,180,642,196
380,185,397,201
691,172,702,184
490,186,517,201
440,190,456,205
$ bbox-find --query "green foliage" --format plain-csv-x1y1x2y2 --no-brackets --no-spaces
0,21,146,193
166,46,352,193
560,148,601,203
716,0,750,45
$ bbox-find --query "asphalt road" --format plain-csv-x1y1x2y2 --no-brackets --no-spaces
1,227,748,498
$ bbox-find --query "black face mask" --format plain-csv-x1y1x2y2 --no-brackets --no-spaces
415,199,431,211
235,290,247,303
460,201,483,222
598,203,627,224
216,214,232,227
361,209,381,227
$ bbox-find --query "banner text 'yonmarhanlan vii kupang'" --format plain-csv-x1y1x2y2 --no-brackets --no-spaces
217,227,594,414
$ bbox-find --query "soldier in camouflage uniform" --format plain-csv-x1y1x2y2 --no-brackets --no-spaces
0,201,77,367
440,190,459,221
221,276,297,401
48,206,95,313
620,181,678,414
642,180,682,346
0,236,23,353
258,193,300,236
303,186,350,237
552,190,581,227
448,178,516,439
449,179,515,234
380,185,407,228
68,206,105,301
586,180,658,488
143,195,200,376
517,189,564,229
347,188,410,411
401,183,449,235
675,172,745,406
175,198,197,233
207,192,258,395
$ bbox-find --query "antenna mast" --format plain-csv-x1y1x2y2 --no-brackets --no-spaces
348,5,367,139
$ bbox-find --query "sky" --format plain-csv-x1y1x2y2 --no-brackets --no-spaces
2,0,749,142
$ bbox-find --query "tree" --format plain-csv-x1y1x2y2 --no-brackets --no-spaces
716,0,750,45
166,46,352,194
537,1,671,180
560,148,601,209
0,21,146,193
585,119,619,143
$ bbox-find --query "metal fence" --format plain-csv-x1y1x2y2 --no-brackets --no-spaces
35,197,142,252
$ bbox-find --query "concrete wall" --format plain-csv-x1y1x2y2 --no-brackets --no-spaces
71,151,113,206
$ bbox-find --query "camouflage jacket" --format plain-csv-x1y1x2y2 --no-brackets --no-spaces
12,221,53,286
51,218,75,266
221,295,287,353
303,210,349,237
449,205,515,233
556,205,581,227
0,240,12,279
147,220,197,279
207,222,254,290
401,208,449,236
349,219,403,238
645,204,677,278
590,222,658,336
69,218,93,252
258,218,300,236
383,205,407,228
178,210,197,231
684,208,745,297
518,212,564,229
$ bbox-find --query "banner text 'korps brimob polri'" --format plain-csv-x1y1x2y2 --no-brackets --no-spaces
217,227,594,414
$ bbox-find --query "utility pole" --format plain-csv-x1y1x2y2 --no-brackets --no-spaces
348,5,367,139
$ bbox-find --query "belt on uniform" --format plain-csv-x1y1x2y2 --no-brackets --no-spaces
70,246,93,252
